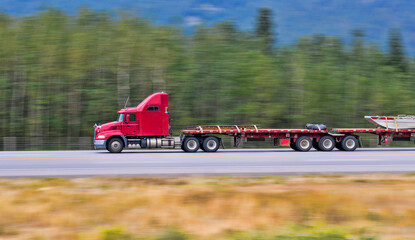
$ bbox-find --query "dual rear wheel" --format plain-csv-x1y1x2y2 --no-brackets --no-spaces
314,136,335,151
183,135,358,152
291,135,357,152
293,136,313,152
182,136,220,152
336,136,358,151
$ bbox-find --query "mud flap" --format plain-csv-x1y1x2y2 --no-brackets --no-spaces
357,136,363,148
121,135,128,149
220,138,225,149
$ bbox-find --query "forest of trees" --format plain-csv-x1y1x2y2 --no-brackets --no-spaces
0,8,414,149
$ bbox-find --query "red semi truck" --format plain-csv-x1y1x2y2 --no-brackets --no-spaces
93,92,415,153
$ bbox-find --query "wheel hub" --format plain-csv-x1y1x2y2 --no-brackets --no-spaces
323,139,333,148
346,139,355,148
111,141,120,150
207,140,217,149
187,140,197,150
300,140,310,148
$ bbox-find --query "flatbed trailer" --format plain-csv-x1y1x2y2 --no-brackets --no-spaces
181,125,347,152
180,125,415,152
332,128,415,146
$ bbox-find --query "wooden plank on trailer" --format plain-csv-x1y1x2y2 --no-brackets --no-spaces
181,128,329,135
186,124,261,130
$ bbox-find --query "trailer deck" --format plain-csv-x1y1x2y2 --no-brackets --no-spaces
181,125,333,152
332,128,415,146
181,125,415,152
332,128,415,133
182,125,328,139
182,127,328,135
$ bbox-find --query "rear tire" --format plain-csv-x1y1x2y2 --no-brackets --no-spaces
290,140,298,151
313,139,321,151
107,138,124,153
318,136,335,151
199,138,205,151
335,141,344,150
202,137,220,152
341,136,358,151
182,137,200,152
295,136,312,152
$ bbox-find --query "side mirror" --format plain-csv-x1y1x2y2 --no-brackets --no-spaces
126,114,130,123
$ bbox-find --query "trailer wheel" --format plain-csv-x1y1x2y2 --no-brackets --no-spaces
312,139,321,151
318,136,335,151
199,138,205,151
202,137,220,152
183,137,200,152
341,136,358,151
335,141,344,150
107,137,124,153
290,140,298,151
295,136,312,152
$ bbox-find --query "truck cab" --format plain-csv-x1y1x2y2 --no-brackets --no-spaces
94,92,175,152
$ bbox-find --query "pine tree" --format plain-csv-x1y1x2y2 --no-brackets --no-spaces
255,7,275,55
388,28,406,72
352,29,364,58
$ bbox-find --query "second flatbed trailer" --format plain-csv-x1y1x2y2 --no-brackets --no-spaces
332,128,415,147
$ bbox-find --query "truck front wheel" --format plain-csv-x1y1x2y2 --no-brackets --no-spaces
107,138,124,153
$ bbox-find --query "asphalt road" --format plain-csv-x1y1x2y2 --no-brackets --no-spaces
0,148,415,177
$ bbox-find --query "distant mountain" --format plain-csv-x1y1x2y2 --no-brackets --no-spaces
1,0,414,54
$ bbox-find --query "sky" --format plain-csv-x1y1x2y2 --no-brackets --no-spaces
1,0,414,54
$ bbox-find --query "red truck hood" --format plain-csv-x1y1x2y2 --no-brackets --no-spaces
98,121,121,133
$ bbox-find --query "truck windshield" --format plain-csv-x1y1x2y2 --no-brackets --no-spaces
117,113,124,122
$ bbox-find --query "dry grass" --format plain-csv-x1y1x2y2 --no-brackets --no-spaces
0,174,414,239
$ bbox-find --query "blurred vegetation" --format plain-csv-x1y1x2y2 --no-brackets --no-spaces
0,8,414,149
1,174,414,239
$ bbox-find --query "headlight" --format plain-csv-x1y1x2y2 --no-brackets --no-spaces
97,135,105,139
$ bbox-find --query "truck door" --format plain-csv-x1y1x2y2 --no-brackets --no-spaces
122,113,138,136
140,106,162,136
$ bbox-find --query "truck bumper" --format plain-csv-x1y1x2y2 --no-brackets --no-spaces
94,140,106,149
